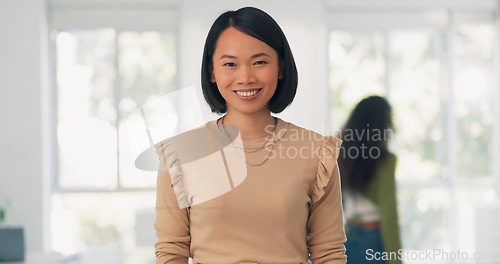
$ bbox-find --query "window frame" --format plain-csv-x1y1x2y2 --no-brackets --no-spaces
326,6,500,251
48,5,180,193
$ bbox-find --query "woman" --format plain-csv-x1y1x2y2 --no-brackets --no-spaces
338,96,402,264
154,7,346,264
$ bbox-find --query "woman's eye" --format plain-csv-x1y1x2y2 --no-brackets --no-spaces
224,62,236,67
254,61,267,65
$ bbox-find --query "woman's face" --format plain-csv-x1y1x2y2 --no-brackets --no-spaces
211,27,280,116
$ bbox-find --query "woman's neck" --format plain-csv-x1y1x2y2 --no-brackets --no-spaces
221,110,275,140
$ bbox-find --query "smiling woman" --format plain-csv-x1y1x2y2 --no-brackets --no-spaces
154,6,347,264
211,27,280,127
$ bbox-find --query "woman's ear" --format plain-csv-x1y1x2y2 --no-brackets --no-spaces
209,65,216,83
278,60,285,80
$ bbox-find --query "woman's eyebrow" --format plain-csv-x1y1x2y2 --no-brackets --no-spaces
220,54,237,59
219,52,271,60
251,52,270,59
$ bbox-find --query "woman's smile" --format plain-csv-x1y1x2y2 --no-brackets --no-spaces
234,88,262,100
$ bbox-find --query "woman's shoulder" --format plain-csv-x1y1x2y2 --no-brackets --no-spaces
386,151,397,161
285,121,343,204
154,121,214,155
372,151,397,183
381,151,397,170
378,151,397,168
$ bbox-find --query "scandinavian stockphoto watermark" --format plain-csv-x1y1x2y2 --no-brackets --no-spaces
262,124,394,160
365,248,500,263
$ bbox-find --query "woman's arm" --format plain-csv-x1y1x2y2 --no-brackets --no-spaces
374,153,402,264
307,137,347,264
154,167,191,264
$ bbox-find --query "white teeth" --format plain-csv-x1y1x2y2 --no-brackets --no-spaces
236,90,259,97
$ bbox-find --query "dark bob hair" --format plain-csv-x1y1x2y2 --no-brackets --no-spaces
201,6,298,114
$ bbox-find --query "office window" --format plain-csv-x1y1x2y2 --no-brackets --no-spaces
52,28,176,257
453,23,495,180
329,12,497,250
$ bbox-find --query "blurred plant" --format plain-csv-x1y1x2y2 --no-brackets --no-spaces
0,207,4,223
0,199,12,227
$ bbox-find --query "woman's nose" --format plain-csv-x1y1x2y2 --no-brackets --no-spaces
236,66,256,84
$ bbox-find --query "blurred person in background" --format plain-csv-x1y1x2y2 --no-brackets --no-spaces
338,95,402,264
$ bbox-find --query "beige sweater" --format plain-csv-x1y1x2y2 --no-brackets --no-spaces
154,118,346,264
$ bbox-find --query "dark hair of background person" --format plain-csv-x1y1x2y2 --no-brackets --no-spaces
201,6,298,114
338,95,394,194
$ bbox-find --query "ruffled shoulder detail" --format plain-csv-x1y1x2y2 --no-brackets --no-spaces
311,136,342,205
155,138,190,209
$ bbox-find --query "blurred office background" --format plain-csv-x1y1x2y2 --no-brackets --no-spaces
0,0,499,263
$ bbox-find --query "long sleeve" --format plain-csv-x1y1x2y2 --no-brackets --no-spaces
369,153,402,264
307,136,347,264
154,140,191,264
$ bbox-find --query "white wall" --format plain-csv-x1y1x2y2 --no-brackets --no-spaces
0,0,50,252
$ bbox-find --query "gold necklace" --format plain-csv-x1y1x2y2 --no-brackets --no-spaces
221,116,277,153
220,116,277,166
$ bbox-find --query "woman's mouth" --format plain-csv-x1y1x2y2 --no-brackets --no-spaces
234,89,262,100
